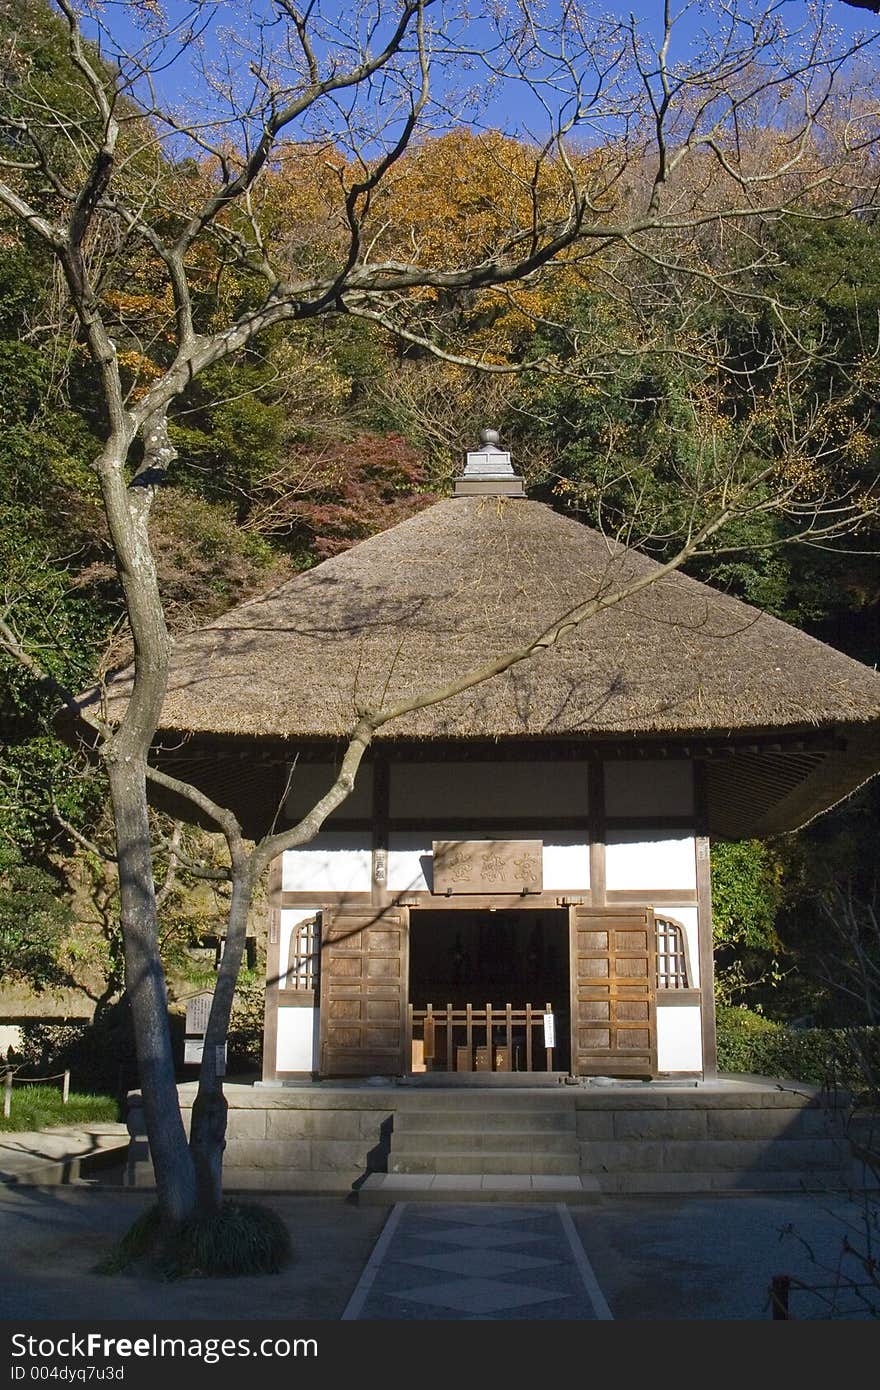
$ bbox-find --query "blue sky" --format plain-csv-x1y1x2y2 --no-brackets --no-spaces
82,0,879,146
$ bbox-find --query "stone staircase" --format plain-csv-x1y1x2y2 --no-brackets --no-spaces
388,1095,579,1177
360,1081,877,1204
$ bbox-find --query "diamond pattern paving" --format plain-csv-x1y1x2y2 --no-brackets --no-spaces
392,1278,564,1315
400,1249,557,1278
414,1225,550,1249
421,1208,544,1227
343,1203,608,1321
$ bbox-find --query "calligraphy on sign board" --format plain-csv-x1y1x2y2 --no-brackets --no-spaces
432,840,543,895
185,991,213,1035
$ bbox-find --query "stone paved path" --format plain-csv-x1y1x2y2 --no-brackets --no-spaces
342,1203,613,1320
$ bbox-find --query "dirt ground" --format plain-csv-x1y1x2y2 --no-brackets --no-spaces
0,1173,878,1322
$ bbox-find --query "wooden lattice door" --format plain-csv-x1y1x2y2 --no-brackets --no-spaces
319,907,408,1077
569,908,657,1078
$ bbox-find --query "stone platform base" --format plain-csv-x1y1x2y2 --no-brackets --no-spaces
125,1076,878,1198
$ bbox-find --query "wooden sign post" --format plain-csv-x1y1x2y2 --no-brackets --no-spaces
543,1011,556,1070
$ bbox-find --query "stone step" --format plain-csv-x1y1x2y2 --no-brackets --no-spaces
394,1110,576,1134
391,1131,577,1156
358,1172,602,1204
391,1089,576,1109
395,1074,567,1090
0,1127,130,1187
389,1151,579,1176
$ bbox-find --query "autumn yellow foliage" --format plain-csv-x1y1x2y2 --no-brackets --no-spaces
257,129,602,360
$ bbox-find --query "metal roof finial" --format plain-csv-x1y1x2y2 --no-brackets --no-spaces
454,428,524,497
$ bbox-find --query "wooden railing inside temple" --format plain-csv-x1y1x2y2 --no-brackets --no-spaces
408,1002,557,1073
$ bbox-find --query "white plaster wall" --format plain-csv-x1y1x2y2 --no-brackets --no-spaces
389,761,589,819
275,1007,318,1072
281,833,372,892
543,840,590,891
656,905,700,989
605,832,697,891
0,1025,21,1055
285,763,373,821
604,760,694,817
656,1004,703,1072
387,831,590,894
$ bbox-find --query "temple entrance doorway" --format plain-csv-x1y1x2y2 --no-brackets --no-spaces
407,908,571,1074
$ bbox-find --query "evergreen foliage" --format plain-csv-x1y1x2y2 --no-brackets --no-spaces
716,1005,880,1100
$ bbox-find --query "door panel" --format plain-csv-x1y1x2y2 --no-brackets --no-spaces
570,908,657,1077
319,908,408,1076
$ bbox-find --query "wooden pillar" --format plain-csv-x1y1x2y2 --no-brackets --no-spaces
694,760,718,1079
588,759,606,908
261,855,283,1082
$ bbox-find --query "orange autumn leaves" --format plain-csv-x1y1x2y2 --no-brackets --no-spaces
95,128,604,394
256,128,603,359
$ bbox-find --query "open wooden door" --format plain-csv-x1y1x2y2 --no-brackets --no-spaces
569,908,657,1078
319,907,408,1077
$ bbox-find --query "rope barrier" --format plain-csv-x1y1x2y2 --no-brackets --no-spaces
5,1069,70,1082
3,1067,71,1118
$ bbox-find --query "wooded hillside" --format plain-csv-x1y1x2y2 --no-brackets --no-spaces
2,0,879,1078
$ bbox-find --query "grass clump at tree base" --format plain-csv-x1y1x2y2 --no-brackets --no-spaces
0,1085,119,1132
96,1201,292,1280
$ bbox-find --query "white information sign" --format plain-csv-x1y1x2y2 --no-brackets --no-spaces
543,1012,556,1048
183,1040,228,1068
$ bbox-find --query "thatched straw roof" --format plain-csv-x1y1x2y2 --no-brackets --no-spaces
89,496,880,747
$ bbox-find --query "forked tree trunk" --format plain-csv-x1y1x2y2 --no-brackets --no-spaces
108,759,197,1224
189,868,255,1215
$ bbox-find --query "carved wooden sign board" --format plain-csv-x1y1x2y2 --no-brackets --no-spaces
432,840,543,895
185,992,213,1035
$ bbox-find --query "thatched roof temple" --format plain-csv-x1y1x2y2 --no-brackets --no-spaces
86,437,880,842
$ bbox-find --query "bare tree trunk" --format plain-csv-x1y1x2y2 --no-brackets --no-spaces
108,759,197,1224
189,863,255,1215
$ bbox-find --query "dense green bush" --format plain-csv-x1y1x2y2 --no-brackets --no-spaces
717,1005,880,1097
15,1002,141,1100
15,986,261,1095
226,974,265,1073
